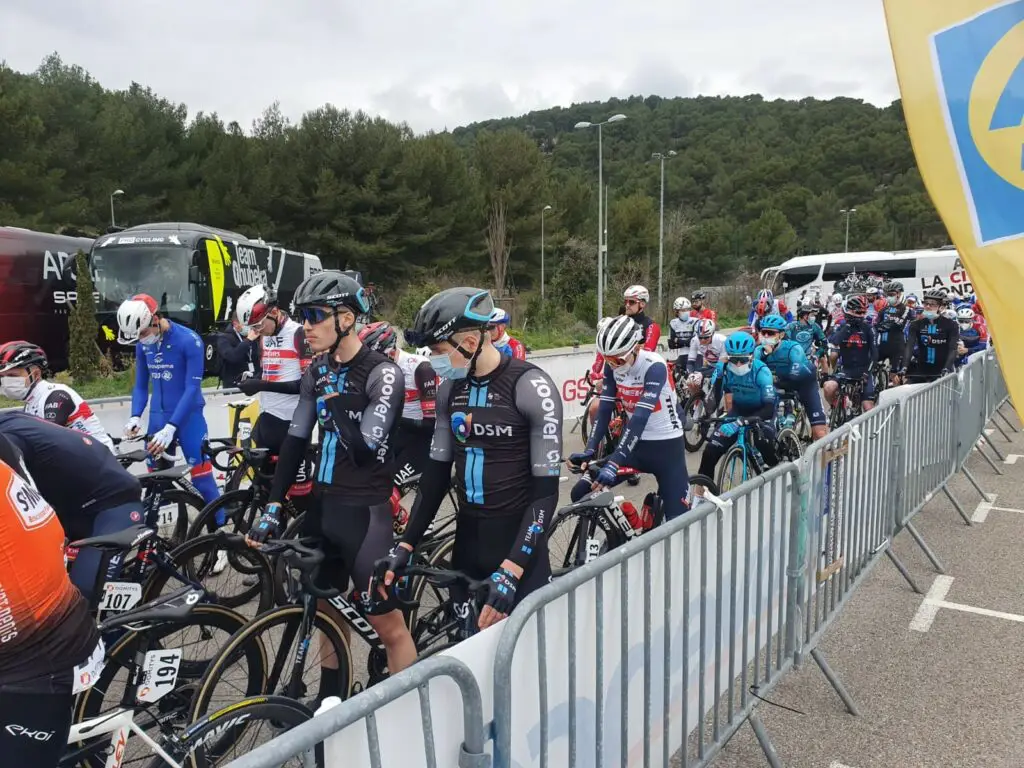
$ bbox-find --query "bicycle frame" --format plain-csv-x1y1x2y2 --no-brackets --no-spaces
65,708,182,768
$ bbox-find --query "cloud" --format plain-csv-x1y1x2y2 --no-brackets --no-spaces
0,0,901,133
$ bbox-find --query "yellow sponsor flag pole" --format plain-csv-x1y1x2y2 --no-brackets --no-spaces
882,0,1024,414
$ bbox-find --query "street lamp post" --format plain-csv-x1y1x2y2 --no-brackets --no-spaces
840,207,857,252
575,114,627,322
110,189,125,228
541,204,552,300
652,150,677,318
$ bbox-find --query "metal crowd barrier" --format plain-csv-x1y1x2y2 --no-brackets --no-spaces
223,353,1016,768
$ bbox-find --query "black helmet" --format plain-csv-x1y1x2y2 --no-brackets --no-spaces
293,271,369,316
691,290,707,301
406,287,495,347
0,341,48,374
884,280,904,293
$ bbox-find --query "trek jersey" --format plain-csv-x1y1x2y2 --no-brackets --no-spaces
754,340,816,386
24,380,114,452
590,313,661,379
0,456,99,686
668,316,697,350
286,346,404,503
905,316,959,376
259,317,311,420
131,321,205,428
828,320,877,377
711,359,777,417
785,320,827,359
0,413,141,529
394,349,437,422
429,356,562,517
686,332,727,372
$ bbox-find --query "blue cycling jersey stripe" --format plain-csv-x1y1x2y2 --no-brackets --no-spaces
319,431,336,484
465,446,485,504
468,382,489,408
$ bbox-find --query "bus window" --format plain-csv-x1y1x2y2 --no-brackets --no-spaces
774,265,821,293
92,245,196,323
822,258,916,282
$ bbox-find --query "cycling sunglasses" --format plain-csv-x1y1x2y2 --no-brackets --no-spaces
623,298,642,307
759,329,781,337
297,306,337,325
604,352,632,366
728,355,752,365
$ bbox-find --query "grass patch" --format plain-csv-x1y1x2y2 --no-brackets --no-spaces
0,371,220,409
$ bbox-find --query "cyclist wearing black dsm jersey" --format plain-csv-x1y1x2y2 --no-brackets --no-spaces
376,287,563,631
247,271,417,678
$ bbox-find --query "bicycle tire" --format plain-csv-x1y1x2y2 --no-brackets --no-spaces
145,532,275,615
580,397,593,444
716,444,759,492
404,535,455,635
186,488,260,541
73,604,262,768
776,428,803,463
190,605,354,723
271,511,307,606
547,507,626,577
150,489,204,550
682,393,708,452
156,695,316,768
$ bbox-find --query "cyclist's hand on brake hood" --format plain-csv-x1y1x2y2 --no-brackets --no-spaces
148,424,176,456
372,543,413,598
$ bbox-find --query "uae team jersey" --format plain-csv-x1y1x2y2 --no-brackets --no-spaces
259,318,310,421
601,349,683,441
24,380,114,452
394,349,438,421
0,456,99,685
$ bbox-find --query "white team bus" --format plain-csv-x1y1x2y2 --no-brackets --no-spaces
760,246,973,307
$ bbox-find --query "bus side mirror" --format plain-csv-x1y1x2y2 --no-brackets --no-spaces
188,265,200,284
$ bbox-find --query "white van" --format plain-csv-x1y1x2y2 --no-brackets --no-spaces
760,246,973,307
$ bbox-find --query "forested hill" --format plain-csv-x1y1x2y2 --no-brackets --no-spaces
0,55,945,306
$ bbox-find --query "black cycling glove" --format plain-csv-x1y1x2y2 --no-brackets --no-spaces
485,567,520,616
249,505,282,544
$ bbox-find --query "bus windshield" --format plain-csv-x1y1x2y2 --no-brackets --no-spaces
92,246,195,316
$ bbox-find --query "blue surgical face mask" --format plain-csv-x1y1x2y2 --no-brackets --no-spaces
728,362,751,376
430,350,468,381
922,310,938,320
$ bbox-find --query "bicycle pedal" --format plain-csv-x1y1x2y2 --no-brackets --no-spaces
351,681,365,695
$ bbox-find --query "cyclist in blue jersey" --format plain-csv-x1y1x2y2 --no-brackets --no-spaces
756,314,828,441
117,294,220,506
823,295,878,412
785,306,828,365
955,307,986,366
697,332,778,482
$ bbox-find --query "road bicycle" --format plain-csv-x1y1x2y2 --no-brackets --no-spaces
678,368,722,452
776,386,811,445
708,416,802,493
828,373,867,430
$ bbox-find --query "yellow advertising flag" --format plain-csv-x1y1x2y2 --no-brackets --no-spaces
883,0,1024,413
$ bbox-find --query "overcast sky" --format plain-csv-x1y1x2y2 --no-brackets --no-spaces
0,0,900,133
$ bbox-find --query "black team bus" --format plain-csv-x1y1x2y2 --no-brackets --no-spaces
89,222,324,371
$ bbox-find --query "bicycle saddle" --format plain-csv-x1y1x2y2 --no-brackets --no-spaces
99,585,205,632
566,490,615,511
72,524,154,552
145,464,191,480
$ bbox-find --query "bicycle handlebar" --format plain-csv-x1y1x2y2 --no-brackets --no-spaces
259,537,340,599
388,564,490,610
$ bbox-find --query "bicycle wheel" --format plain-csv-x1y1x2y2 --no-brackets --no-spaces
776,428,803,463
191,605,354,723
716,444,758,492
147,488,204,549
546,508,624,577
168,695,316,768
681,393,708,452
186,489,260,541
404,535,455,634
686,474,720,507
271,510,308,606
145,532,275,616
74,604,263,768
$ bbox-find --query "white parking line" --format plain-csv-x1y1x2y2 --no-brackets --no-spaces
911,575,1024,632
1004,454,1022,465
970,494,1024,522
829,762,859,768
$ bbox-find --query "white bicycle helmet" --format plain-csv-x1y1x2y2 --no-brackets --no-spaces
236,285,277,326
696,318,716,339
596,315,642,356
956,306,975,327
117,295,156,345
623,285,650,303
673,296,691,312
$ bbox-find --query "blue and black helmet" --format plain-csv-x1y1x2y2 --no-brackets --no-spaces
725,331,757,358
406,287,495,346
293,271,369,316
759,314,788,332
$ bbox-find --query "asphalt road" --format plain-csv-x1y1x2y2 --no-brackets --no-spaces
691,407,1024,768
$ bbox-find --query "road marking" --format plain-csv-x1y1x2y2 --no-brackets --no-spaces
911,575,1024,631
970,494,1024,522
1004,454,1022,465
984,428,994,436
830,762,859,768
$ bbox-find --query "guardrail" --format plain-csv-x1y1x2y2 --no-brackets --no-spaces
222,349,1015,768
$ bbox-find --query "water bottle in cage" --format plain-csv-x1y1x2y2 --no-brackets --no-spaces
620,499,653,533
390,487,410,535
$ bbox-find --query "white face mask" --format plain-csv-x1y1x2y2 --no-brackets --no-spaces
759,334,780,349
0,376,31,400
958,321,973,330
728,362,751,376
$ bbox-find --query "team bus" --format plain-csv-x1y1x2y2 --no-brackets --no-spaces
760,246,973,307
0,226,96,371
90,222,323,370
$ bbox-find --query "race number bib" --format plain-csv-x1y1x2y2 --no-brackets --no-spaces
136,648,182,703
99,582,143,613
73,640,106,694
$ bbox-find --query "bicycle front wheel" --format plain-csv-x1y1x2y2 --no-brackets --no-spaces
716,444,759,492
681,393,708,452
776,428,803,463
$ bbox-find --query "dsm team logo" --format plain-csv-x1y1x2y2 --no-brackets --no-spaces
451,411,472,443
932,1,1024,245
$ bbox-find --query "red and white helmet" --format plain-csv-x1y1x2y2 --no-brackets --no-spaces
696,319,716,339
0,341,48,374
237,285,278,327
117,294,157,345
623,285,650,303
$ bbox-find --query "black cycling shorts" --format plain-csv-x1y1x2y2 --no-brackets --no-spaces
303,491,394,595
253,412,290,456
451,515,551,607
0,668,79,767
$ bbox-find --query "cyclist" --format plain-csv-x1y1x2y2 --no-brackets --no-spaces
0,341,114,452
955,307,987,366
684,319,726,397
118,294,220,506
668,296,697,381
755,314,828,441
748,288,793,327
357,321,438,485
902,289,959,383
823,295,878,413
235,285,312,455
786,306,828,367
875,281,914,384
697,332,778,483
690,290,717,322
904,293,922,321
488,309,526,360
248,271,416,678
0,451,103,768
0,413,143,608
824,292,846,336
376,286,563,632
567,315,687,520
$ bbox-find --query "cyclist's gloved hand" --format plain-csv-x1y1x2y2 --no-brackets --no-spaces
248,504,283,544
238,377,264,396
595,460,619,488
373,543,413,593
148,424,176,455
567,449,594,468
485,566,519,617
124,416,142,439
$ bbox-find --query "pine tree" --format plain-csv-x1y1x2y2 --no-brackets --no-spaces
68,250,101,381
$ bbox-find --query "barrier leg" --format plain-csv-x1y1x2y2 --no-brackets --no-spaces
748,710,784,768
989,416,1013,443
904,522,946,574
977,437,1006,466
884,547,923,593
961,467,993,502
810,648,860,716
941,485,972,526
995,408,1018,433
